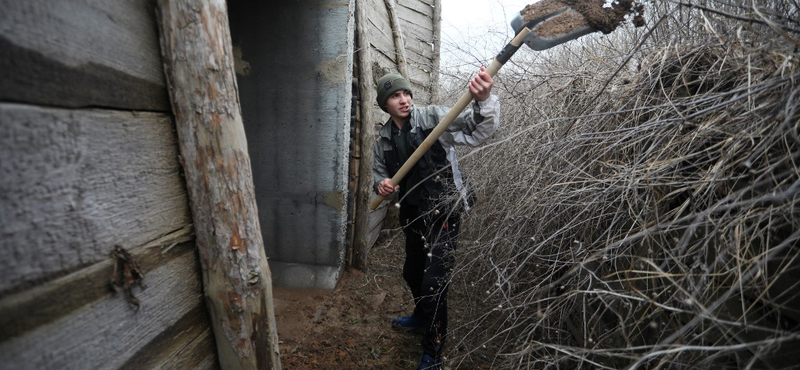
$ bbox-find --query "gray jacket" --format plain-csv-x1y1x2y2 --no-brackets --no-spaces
372,95,501,208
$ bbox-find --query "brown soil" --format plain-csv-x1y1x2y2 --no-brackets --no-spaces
273,230,424,370
533,9,589,38
521,0,645,36
520,0,569,22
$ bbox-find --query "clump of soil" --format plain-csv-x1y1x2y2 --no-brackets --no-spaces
532,9,589,38
520,0,569,22
521,0,645,36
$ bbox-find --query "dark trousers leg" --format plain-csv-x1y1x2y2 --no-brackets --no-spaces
400,206,426,318
420,215,459,357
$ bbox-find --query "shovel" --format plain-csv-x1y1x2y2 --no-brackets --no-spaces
369,2,598,210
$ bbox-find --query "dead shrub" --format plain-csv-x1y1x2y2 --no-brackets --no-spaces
440,1,800,369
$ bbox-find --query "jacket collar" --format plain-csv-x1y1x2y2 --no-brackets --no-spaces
378,105,416,140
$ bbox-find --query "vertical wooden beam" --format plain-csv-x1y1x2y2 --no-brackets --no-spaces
430,0,442,104
155,1,281,369
384,0,409,78
352,0,377,270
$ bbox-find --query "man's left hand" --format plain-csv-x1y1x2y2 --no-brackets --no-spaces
469,66,494,102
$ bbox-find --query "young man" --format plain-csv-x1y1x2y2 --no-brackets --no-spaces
372,69,500,369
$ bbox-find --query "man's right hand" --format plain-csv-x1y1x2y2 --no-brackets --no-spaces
377,178,399,196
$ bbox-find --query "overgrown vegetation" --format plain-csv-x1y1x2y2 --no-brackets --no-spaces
436,1,800,368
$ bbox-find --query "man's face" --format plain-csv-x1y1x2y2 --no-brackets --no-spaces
385,90,412,121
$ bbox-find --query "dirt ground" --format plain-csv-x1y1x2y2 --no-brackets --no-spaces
273,229,425,370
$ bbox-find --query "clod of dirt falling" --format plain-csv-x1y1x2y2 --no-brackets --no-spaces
521,0,645,36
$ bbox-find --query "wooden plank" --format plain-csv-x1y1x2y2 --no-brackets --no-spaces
0,103,191,294
403,26,435,52
0,230,194,341
366,0,392,39
119,303,219,370
0,0,170,111
0,250,207,370
406,33,436,54
156,1,281,369
156,327,219,370
372,45,400,70
407,48,435,69
397,8,434,34
399,0,435,17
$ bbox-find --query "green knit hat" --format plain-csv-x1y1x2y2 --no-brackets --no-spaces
375,73,413,112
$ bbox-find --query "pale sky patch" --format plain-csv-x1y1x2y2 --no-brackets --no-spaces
439,0,534,67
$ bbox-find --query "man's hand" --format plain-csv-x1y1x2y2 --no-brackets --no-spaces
377,178,399,196
469,66,494,102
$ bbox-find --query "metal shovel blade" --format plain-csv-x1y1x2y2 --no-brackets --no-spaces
511,6,597,51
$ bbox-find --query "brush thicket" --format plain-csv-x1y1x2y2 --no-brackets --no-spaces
437,1,800,369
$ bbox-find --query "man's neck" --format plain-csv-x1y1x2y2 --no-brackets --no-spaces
392,117,406,129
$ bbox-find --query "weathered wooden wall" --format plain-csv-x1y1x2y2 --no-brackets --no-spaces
366,0,439,104
350,0,441,266
0,0,217,368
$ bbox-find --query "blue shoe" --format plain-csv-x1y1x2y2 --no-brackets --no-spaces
391,315,425,332
416,354,442,370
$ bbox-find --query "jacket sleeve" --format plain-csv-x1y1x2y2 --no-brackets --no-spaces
372,136,389,194
425,94,500,147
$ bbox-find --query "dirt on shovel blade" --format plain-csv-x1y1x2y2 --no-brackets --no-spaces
521,0,645,35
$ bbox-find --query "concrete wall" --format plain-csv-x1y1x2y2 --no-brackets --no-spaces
229,0,354,289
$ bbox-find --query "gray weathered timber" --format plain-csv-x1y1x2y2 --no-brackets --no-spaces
156,0,281,369
0,228,193,342
365,0,435,104
352,0,381,270
430,0,441,103
397,1,436,101
118,303,219,370
229,0,353,289
366,0,395,55
397,4,434,35
350,0,440,261
0,0,170,111
0,103,191,295
0,250,205,370
384,0,409,78
400,0,435,15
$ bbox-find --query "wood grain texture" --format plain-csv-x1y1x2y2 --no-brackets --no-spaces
0,250,206,370
119,302,219,370
0,103,191,295
0,0,170,111
0,229,194,342
156,0,280,368
400,0,435,16
397,4,434,33
384,0,409,78
353,0,379,270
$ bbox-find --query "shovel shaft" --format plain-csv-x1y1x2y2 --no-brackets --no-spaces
369,27,531,210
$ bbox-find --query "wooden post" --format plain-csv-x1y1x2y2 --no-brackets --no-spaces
430,0,442,104
352,0,378,270
384,0,409,78
155,1,281,369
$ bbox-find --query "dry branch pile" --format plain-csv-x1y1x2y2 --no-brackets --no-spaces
442,1,800,369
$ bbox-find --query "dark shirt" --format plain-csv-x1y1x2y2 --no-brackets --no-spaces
391,120,422,206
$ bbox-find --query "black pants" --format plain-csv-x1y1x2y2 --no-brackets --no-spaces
400,205,459,357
